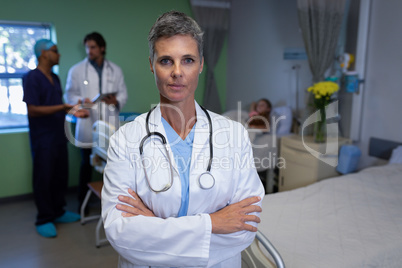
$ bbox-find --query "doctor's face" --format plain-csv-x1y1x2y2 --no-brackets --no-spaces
45,45,60,66
149,34,203,105
85,40,104,62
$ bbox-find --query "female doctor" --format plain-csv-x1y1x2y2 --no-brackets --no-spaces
102,11,265,268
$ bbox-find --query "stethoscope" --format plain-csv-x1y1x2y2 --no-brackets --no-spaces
82,60,115,120
139,105,215,193
83,60,114,86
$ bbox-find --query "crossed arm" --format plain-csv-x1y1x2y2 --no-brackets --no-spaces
116,188,262,234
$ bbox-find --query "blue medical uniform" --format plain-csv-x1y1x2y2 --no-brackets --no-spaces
161,118,195,217
23,69,68,226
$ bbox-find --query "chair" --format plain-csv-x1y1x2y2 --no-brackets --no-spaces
80,180,108,248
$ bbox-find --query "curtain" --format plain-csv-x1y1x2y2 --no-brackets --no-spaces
191,0,231,113
297,0,346,83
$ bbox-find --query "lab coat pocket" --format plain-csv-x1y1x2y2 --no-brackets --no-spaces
189,169,235,215
210,169,236,201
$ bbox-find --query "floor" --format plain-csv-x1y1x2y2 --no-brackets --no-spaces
0,191,119,268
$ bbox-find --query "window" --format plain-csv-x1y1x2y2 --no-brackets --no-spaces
0,21,53,131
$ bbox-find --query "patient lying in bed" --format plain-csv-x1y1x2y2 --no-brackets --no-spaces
222,103,293,193
222,101,292,137
248,98,272,131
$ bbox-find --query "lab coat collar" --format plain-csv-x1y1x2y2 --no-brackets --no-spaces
191,102,211,174
145,104,177,175
147,104,162,129
195,102,210,130
84,58,111,69
147,101,210,130
89,58,104,70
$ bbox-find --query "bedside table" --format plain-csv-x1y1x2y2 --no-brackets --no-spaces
278,135,350,192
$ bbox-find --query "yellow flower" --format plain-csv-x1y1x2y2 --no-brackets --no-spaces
308,81,339,98
307,81,339,110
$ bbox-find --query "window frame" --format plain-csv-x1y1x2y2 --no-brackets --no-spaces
0,20,56,134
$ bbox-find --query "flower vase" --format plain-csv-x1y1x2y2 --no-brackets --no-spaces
314,108,326,143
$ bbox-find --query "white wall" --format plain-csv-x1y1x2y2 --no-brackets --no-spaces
226,0,312,115
358,0,402,168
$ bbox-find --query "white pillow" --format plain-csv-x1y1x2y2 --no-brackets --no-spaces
272,106,292,136
389,145,402,164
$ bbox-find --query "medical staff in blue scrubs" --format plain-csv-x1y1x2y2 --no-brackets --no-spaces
23,39,89,238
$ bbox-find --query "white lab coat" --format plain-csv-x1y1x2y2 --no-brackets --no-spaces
64,58,128,147
102,102,265,268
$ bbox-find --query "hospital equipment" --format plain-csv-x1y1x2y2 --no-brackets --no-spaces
80,120,116,247
140,105,215,192
242,231,285,268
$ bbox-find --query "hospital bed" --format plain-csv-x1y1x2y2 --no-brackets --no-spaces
242,138,402,267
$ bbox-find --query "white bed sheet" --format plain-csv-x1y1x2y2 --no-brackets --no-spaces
259,164,402,268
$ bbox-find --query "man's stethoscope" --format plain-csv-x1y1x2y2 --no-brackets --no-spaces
139,105,215,193
83,60,114,86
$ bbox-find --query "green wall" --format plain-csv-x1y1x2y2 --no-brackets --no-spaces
0,0,227,198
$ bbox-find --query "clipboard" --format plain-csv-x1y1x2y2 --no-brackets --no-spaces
91,92,117,103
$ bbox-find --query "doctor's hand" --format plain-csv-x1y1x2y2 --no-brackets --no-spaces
102,94,118,106
210,196,262,234
79,98,95,109
116,189,155,218
64,104,90,118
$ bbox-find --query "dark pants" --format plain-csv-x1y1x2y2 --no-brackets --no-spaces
78,148,93,209
32,143,68,226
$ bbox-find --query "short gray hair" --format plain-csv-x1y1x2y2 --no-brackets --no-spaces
148,11,204,63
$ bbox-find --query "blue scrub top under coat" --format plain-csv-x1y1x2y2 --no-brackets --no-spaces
89,59,103,93
22,69,67,148
161,117,196,217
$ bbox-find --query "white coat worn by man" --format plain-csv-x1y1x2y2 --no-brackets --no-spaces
101,11,265,268
64,32,128,211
